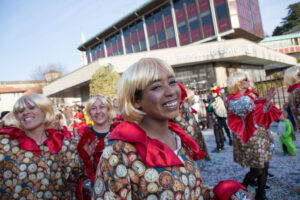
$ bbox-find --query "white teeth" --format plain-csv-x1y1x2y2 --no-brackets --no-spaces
165,101,177,107
24,117,33,122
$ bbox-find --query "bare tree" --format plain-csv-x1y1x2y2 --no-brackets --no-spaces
30,64,66,81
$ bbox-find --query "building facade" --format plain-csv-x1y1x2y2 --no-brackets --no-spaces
44,0,297,100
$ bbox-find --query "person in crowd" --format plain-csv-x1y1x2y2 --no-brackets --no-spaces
76,94,115,200
0,93,83,199
227,72,282,200
209,86,232,146
277,110,297,156
284,65,300,132
73,106,87,136
93,57,212,199
50,109,68,130
173,84,210,160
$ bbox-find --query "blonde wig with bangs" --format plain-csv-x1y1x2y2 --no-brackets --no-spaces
227,71,254,94
117,57,175,124
86,94,114,122
13,93,55,129
284,65,300,87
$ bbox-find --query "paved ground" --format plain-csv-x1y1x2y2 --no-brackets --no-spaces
196,128,300,200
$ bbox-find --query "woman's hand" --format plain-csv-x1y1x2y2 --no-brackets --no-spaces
83,139,99,157
264,87,276,104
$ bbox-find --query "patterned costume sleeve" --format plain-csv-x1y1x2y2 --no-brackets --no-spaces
93,140,134,199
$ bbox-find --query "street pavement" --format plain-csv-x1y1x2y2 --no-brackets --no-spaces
196,128,300,200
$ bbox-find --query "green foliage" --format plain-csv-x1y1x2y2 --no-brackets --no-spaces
89,66,120,100
255,79,283,96
272,2,300,36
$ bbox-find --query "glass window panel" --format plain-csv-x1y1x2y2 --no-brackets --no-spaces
140,39,146,51
186,0,195,5
126,45,132,54
123,29,129,37
178,20,188,34
154,10,162,22
166,26,175,39
137,21,143,30
149,34,157,47
145,15,153,26
130,25,136,34
215,3,228,20
201,11,213,26
162,5,171,17
189,15,199,30
174,0,183,10
133,43,139,52
157,31,165,43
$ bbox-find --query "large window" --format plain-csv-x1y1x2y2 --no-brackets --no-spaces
214,0,231,33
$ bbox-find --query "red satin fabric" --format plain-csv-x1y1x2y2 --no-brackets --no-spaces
212,180,247,200
109,121,206,167
177,82,187,106
74,122,87,136
287,83,300,93
227,90,281,144
0,126,71,155
77,126,106,183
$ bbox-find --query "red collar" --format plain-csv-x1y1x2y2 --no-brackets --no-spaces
227,89,258,102
0,126,71,155
109,121,205,167
287,83,300,92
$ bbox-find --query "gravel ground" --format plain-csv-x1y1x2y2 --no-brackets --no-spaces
196,128,300,200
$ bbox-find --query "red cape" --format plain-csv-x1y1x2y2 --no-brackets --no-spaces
109,121,206,167
287,83,300,93
0,126,71,155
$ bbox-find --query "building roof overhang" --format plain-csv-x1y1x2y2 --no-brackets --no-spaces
45,38,297,98
78,0,166,51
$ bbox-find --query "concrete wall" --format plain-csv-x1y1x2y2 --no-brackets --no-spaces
0,92,23,111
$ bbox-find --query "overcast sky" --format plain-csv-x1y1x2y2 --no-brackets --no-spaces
0,0,299,81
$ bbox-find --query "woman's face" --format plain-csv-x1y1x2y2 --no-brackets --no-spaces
240,76,250,90
17,102,46,131
90,99,110,126
135,67,181,122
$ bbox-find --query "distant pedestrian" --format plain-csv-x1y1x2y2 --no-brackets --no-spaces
277,111,297,156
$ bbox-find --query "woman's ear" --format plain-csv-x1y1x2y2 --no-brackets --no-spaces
133,100,142,110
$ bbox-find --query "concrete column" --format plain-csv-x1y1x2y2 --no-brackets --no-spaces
120,29,127,55
209,0,221,41
103,39,107,57
89,48,93,62
170,0,180,47
214,62,228,86
142,16,150,51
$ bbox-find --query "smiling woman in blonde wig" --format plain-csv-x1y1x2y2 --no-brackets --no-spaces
0,93,83,199
92,58,213,199
227,71,282,200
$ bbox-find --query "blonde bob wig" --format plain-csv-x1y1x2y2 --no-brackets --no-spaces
227,71,254,94
86,94,114,122
13,93,55,129
284,65,300,87
117,57,175,124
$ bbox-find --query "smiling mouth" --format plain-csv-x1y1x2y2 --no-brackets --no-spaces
163,100,178,108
